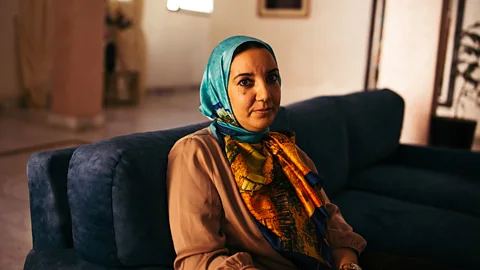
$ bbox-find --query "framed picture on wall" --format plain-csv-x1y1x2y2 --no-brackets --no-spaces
257,0,310,18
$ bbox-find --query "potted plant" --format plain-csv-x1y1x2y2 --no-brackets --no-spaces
431,20,480,149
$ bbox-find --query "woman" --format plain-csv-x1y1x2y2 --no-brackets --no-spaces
167,36,366,270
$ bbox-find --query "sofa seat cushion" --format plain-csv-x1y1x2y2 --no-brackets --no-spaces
24,249,173,270
346,164,480,217
332,190,480,269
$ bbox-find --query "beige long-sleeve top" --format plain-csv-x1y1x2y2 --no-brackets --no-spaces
167,128,366,270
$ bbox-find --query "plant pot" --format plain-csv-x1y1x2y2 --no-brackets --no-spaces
429,116,477,149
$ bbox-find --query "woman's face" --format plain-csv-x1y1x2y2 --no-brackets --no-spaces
227,48,281,132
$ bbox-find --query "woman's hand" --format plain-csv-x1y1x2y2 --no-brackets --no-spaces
332,247,359,269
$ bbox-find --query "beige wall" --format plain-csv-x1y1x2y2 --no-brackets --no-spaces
143,0,211,88
209,0,372,105
377,0,443,145
437,0,480,137
0,0,20,102
0,0,211,100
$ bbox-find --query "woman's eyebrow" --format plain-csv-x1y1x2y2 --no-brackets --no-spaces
233,68,279,80
267,68,279,74
233,72,253,80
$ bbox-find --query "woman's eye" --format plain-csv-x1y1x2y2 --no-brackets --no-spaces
239,79,252,86
267,74,279,83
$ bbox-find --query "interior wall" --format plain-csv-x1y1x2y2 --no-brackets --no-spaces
0,0,20,102
209,0,373,105
377,0,443,145
0,0,374,103
1,0,211,100
143,0,211,89
436,0,480,137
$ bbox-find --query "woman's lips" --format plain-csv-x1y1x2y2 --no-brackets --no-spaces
253,108,273,115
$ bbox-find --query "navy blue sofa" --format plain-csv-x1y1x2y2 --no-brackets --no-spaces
24,89,480,270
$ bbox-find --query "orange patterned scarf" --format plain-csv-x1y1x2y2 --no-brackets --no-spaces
225,131,334,268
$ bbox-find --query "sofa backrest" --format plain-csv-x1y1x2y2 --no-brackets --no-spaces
67,122,210,268
285,96,350,198
335,89,404,173
282,89,404,196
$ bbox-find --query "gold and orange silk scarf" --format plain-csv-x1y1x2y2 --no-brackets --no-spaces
225,131,333,268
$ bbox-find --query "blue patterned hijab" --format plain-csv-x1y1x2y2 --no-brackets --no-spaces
199,35,281,143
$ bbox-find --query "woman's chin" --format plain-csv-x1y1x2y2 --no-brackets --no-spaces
239,113,277,132
249,120,274,132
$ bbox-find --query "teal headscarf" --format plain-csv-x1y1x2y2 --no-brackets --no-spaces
199,36,336,270
199,36,281,143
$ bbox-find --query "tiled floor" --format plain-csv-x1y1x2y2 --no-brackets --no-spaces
0,90,479,269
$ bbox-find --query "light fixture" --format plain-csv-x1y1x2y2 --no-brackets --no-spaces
167,0,181,11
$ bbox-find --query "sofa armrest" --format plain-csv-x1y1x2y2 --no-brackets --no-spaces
391,144,480,180
27,147,76,249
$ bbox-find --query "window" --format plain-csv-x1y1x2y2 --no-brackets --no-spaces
166,0,214,14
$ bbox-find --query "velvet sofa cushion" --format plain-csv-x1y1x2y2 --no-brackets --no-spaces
391,144,480,180
270,106,291,132
67,122,209,268
346,164,480,217
285,96,350,198
335,89,404,173
332,190,480,269
27,147,77,249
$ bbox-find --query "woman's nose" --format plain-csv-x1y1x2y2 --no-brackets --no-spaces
255,81,271,101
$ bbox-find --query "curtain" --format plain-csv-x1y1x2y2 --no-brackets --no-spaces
15,0,53,109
